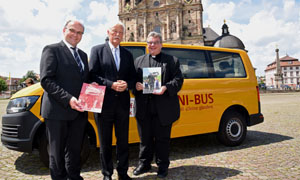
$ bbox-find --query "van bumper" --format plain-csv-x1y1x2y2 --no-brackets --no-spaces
248,113,264,126
1,111,42,153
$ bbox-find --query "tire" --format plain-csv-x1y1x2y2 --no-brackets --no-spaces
217,110,247,146
39,132,91,168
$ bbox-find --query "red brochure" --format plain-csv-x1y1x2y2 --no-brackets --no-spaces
78,83,106,113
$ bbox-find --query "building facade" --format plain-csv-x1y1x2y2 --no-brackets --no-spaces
265,53,300,89
118,0,204,45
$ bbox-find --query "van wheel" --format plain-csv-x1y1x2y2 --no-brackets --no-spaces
39,132,91,168
217,110,247,146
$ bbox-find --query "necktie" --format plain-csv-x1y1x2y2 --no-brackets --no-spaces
71,47,84,75
114,48,119,71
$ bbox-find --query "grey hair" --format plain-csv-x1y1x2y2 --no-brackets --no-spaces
147,31,162,43
108,21,125,32
64,20,85,33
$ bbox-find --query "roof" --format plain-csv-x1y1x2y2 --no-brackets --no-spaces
267,55,299,66
279,55,298,61
203,27,219,42
265,56,300,71
213,34,245,50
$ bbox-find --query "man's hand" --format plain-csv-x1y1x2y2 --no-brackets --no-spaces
136,82,143,91
69,97,84,112
111,80,128,92
91,82,99,86
153,86,167,95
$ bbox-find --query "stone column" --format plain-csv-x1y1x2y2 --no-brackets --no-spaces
143,12,147,40
197,11,203,36
135,14,138,42
176,9,181,39
121,18,127,42
275,48,283,89
119,0,123,13
167,10,170,40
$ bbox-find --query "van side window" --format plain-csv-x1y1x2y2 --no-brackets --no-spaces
162,48,209,78
211,52,246,78
123,46,146,60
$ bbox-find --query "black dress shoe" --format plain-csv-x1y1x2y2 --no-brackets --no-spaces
118,174,132,180
133,164,151,175
103,175,112,180
157,169,168,178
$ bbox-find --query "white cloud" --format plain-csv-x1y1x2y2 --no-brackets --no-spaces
87,1,119,39
1,0,300,78
204,0,300,76
88,1,110,22
0,0,117,78
205,2,235,29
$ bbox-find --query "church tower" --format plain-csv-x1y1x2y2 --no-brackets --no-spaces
118,0,204,45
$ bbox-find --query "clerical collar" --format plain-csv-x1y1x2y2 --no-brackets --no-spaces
151,53,161,59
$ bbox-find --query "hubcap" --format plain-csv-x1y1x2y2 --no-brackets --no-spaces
226,119,242,140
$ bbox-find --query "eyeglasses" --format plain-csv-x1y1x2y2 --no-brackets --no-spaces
147,41,161,45
111,30,123,34
67,28,84,35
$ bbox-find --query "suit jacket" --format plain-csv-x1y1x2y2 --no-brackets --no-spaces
40,41,89,120
88,42,136,112
134,53,184,126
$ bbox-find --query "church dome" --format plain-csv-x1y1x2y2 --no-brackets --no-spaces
214,34,245,50
213,21,245,50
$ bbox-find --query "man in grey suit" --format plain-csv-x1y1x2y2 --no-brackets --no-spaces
133,32,184,178
89,22,135,180
40,20,89,180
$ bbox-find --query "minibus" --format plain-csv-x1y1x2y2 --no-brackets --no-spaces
1,42,264,167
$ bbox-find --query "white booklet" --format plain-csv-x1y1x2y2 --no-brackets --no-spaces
143,67,162,94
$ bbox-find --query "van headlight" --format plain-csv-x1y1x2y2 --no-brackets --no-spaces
6,96,39,114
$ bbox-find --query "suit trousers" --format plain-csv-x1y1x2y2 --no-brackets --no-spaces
95,100,130,176
136,97,172,170
45,113,87,180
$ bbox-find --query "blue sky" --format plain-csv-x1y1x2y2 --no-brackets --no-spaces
1,0,300,77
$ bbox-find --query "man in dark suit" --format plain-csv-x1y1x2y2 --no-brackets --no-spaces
89,22,135,180
133,32,184,178
40,20,89,180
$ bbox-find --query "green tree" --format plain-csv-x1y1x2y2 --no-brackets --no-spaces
0,78,8,91
20,70,38,83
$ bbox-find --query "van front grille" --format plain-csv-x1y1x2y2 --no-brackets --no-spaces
2,124,19,138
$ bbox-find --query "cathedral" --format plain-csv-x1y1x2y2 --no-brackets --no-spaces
118,0,204,45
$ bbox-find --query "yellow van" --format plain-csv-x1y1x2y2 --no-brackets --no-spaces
1,42,263,167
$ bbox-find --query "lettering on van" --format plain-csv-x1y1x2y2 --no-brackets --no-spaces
178,93,214,112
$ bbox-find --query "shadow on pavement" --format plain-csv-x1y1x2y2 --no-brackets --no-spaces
14,130,292,175
169,130,293,158
133,165,241,180
14,151,49,175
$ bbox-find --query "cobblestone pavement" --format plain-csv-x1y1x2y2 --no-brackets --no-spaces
1,92,300,180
